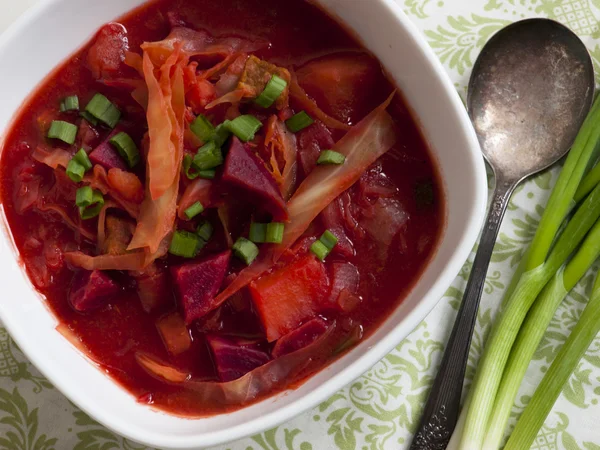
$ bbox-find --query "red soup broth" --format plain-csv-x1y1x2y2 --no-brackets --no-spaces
0,0,444,416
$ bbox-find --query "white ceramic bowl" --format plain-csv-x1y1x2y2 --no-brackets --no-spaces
0,0,487,448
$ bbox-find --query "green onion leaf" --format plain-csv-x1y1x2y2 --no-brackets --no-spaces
80,111,99,126
310,240,330,261
196,221,214,242
286,111,314,133
60,95,79,112
504,272,600,450
47,120,78,145
66,160,85,183
75,186,104,219
249,222,267,243
184,201,204,220
73,148,92,171
265,222,285,244
85,93,121,128
169,230,204,258
193,141,223,171
226,115,262,142
233,237,259,265
213,120,232,148
317,150,346,166
255,74,287,108
320,230,338,250
190,114,215,142
109,132,140,168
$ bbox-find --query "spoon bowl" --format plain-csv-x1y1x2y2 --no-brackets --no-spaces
412,18,594,449
468,19,594,182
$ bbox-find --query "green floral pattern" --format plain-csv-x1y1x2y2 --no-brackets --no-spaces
2,0,600,448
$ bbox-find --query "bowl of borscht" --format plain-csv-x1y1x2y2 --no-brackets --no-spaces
0,0,487,447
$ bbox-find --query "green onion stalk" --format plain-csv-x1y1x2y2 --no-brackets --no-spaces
449,96,600,450
484,211,600,448
504,270,600,449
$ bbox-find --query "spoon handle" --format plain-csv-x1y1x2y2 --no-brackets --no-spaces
410,178,516,450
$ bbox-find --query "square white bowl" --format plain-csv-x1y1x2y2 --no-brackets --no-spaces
0,0,488,448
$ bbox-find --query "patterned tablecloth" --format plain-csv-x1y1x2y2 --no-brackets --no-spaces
2,0,600,449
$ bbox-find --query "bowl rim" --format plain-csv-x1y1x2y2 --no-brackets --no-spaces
0,0,488,447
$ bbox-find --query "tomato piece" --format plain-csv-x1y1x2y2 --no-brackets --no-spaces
249,255,329,341
87,23,128,79
296,53,384,124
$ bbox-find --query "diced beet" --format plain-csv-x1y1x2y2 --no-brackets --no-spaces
69,270,120,312
272,317,328,358
156,312,191,356
320,197,355,257
222,137,288,221
297,121,334,177
249,255,330,342
329,262,360,312
171,250,232,324
89,130,128,171
206,335,270,382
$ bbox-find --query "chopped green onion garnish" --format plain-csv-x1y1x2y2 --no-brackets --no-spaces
317,150,346,166
183,154,200,180
85,93,121,128
66,149,93,183
66,160,85,183
109,132,140,168
213,121,232,147
184,155,216,180
196,221,214,242
249,222,267,243
198,169,216,179
47,120,78,145
169,230,204,258
233,237,259,265
310,240,330,261
80,111,99,126
60,95,79,112
184,201,204,220
265,222,285,244
190,115,215,142
255,74,287,108
226,115,262,142
286,111,314,133
193,141,223,171
73,148,92,171
320,230,338,250
75,186,93,207
75,186,104,220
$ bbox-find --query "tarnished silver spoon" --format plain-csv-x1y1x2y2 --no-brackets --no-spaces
411,18,594,449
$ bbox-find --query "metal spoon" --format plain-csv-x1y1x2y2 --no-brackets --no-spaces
411,18,594,449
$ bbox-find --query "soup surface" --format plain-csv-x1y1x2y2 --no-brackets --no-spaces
0,0,444,416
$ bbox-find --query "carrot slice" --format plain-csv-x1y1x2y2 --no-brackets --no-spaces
249,255,329,341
